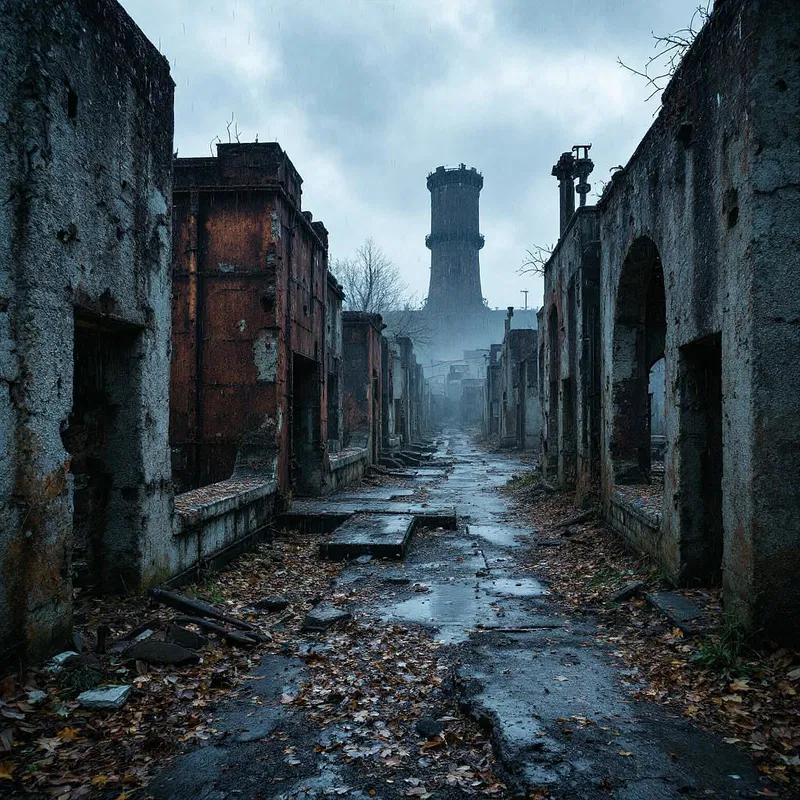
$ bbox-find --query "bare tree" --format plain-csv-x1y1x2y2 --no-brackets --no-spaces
518,243,555,278
333,238,409,314
618,2,712,102
382,298,433,347
332,239,433,345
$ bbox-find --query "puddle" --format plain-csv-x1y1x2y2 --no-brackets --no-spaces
484,577,547,596
469,524,526,548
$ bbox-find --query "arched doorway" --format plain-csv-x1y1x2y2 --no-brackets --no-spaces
610,237,666,485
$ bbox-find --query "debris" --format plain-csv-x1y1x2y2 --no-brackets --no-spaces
71,631,85,653
253,596,290,612
354,554,373,564
646,591,707,635
151,588,267,638
172,616,261,648
383,575,411,585
77,685,132,711
555,509,594,528
123,640,200,665
26,690,47,707
45,651,79,673
611,581,646,603
165,624,208,651
415,716,444,739
302,605,352,632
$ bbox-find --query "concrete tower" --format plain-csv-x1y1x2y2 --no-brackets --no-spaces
425,164,485,313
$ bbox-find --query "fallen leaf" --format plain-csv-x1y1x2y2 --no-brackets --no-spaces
57,727,81,742
0,761,13,780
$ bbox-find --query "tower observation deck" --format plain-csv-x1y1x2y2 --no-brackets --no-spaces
425,164,485,314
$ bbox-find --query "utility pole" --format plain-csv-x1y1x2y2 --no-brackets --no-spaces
521,289,529,310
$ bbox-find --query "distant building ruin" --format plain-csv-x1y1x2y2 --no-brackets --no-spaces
425,165,486,313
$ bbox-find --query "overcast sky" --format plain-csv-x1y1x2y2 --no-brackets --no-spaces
122,0,704,310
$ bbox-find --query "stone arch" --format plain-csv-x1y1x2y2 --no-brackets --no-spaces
610,236,666,484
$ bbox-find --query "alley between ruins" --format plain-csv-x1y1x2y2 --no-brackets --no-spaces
144,432,762,800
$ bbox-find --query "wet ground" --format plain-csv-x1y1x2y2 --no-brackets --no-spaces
147,431,764,799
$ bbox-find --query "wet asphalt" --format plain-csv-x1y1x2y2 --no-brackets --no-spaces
147,431,766,800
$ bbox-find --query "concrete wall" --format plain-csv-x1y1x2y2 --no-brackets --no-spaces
596,0,800,637
539,207,601,502
0,0,174,663
169,478,277,581
499,328,540,449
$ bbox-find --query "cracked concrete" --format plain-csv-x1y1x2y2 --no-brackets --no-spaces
149,431,766,799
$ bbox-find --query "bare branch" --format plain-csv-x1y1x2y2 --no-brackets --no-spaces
518,243,555,277
332,238,409,315
618,2,711,103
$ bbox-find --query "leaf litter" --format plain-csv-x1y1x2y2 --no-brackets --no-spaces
503,473,800,794
1,530,504,798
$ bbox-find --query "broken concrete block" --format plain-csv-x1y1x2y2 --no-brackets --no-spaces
253,596,290,612
27,689,47,707
301,605,352,632
646,591,706,634
78,684,131,711
165,624,208,651
415,716,444,739
123,640,200,665
45,651,79,673
611,581,646,603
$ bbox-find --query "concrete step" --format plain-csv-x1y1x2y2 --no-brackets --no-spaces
319,513,416,560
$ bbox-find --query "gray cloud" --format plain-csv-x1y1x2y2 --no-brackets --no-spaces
123,0,704,308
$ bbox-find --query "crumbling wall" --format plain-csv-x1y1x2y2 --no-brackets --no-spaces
598,0,799,637
0,0,174,663
540,207,600,500
170,144,330,497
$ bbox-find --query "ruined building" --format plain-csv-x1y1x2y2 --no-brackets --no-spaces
170,143,356,498
0,0,175,663
538,0,800,640
396,167,538,366
425,165,485,313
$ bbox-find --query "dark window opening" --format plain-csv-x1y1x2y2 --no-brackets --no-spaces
678,334,724,586
291,353,321,494
62,313,140,594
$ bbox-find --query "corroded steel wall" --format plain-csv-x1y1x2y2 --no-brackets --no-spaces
171,144,330,496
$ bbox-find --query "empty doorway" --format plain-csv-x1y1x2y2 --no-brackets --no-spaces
678,334,724,585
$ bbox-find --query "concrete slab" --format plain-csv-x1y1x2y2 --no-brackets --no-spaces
646,591,708,634
319,514,416,560
329,488,415,501
283,501,457,535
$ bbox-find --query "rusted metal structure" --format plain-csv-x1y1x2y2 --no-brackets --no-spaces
170,143,332,497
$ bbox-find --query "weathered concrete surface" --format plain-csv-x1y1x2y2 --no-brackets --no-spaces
149,433,769,799
536,0,800,640
319,514,416,560
0,0,174,663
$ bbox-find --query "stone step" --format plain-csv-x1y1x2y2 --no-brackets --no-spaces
319,513,416,560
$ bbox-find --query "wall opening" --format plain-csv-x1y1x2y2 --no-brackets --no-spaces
610,236,666,487
62,313,141,594
547,305,560,471
371,374,380,463
291,353,321,494
678,334,724,585
327,372,339,444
